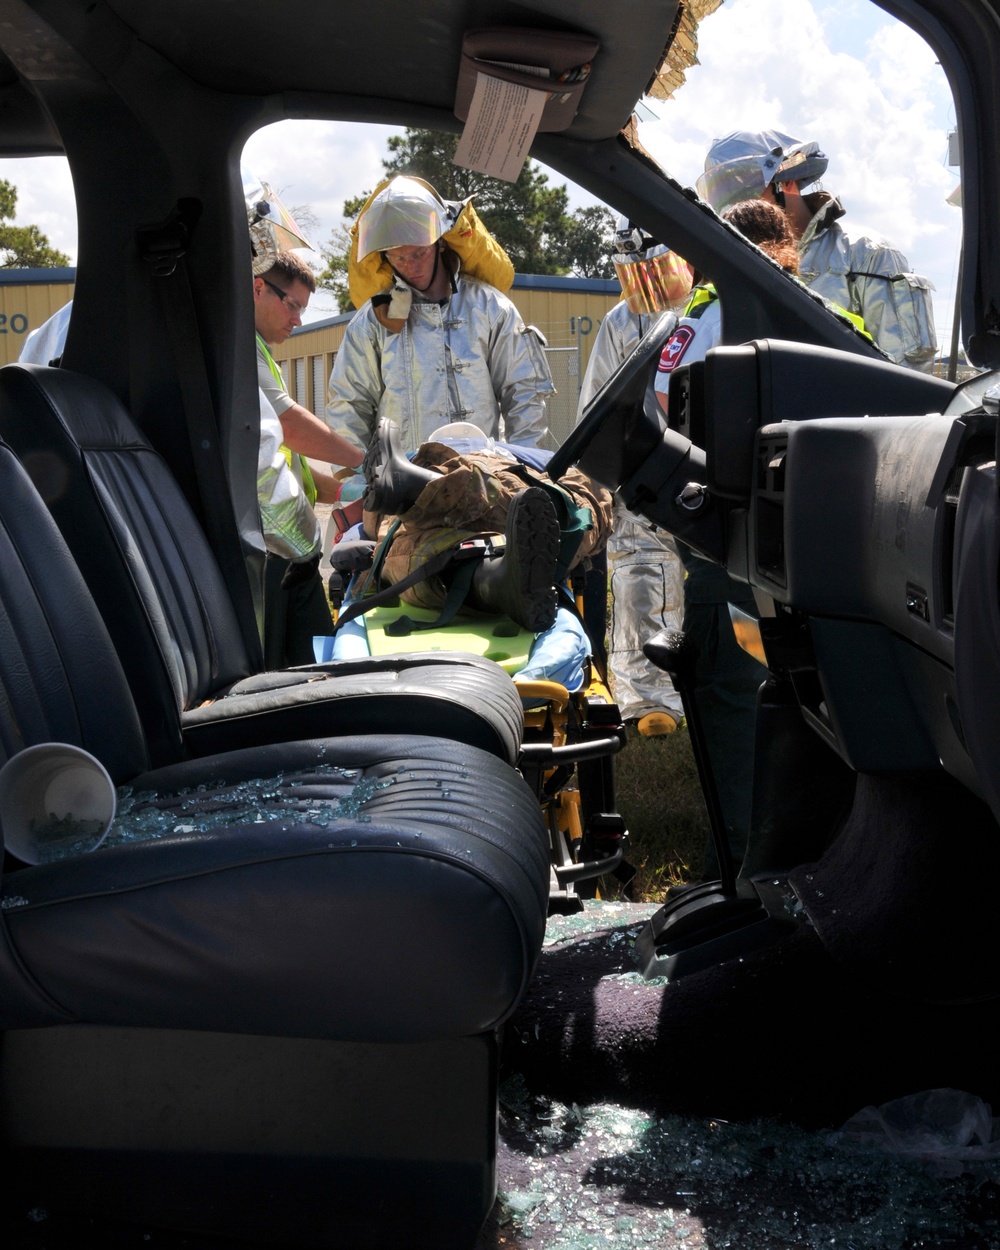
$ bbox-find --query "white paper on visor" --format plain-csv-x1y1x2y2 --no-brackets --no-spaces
454,73,547,183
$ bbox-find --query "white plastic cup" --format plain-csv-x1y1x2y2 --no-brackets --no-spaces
0,743,117,865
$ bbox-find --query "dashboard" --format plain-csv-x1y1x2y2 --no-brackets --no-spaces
553,329,1000,816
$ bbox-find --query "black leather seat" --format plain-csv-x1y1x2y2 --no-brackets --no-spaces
0,363,523,769
0,442,549,1246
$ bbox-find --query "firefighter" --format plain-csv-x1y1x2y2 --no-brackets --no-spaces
576,219,694,733
326,176,553,452
697,128,936,367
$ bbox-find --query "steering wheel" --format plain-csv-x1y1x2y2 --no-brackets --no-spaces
548,311,676,488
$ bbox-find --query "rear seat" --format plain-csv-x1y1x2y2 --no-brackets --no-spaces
0,363,523,768
0,441,549,1246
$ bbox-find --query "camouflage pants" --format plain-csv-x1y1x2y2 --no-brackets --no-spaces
363,442,613,614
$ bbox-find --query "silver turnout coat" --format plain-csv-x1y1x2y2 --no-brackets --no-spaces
577,301,684,721
326,273,553,453
798,195,937,368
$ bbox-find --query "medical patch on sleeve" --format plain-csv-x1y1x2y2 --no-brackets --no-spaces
658,325,695,374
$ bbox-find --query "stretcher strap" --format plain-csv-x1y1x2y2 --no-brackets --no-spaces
335,533,485,631
383,559,478,634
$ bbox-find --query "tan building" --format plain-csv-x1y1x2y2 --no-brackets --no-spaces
0,268,76,365
268,273,624,450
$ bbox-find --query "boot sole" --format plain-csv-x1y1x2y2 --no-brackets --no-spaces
362,418,406,513
506,487,560,632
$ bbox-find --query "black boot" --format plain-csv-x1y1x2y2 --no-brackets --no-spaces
363,417,439,514
468,487,560,632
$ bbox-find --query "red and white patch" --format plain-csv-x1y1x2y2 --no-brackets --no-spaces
657,325,695,374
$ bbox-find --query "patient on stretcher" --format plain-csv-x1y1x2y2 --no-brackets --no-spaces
343,418,613,635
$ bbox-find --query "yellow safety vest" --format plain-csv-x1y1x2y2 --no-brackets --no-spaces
257,334,317,506
684,281,871,340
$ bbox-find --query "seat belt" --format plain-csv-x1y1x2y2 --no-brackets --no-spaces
136,199,263,663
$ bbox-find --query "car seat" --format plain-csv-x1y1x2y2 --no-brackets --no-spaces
0,363,523,769
0,439,549,1246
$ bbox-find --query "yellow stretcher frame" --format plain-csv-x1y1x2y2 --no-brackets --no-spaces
333,584,632,912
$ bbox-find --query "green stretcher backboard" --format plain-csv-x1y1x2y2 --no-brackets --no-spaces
360,601,536,674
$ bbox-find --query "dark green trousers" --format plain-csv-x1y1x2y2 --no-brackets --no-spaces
678,544,763,876
262,553,334,669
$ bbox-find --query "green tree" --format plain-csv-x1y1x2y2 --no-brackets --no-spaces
0,179,70,268
558,204,618,279
316,128,616,308
315,221,354,311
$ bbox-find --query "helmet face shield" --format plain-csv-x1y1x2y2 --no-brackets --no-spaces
357,176,452,260
695,151,784,213
615,246,694,315
243,170,314,276
697,131,829,213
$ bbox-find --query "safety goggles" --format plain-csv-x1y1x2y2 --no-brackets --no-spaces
261,277,307,316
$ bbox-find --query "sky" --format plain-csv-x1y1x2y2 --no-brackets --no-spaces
0,0,963,349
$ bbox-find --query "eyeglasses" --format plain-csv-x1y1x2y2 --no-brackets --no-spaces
261,276,306,316
385,243,437,267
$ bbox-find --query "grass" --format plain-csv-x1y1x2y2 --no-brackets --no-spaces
606,724,710,902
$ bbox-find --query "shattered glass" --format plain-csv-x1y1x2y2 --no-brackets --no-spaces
107,766,385,841
481,903,1000,1249
23,765,397,862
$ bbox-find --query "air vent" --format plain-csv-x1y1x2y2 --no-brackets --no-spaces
755,435,787,587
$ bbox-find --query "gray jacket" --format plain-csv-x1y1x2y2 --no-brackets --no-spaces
326,273,553,452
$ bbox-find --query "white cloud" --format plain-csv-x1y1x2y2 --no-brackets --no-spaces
242,119,405,244
0,156,78,262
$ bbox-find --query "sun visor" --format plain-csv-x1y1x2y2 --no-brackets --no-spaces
453,27,599,181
